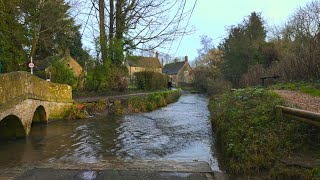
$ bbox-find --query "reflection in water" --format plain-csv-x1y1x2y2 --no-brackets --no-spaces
0,94,219,171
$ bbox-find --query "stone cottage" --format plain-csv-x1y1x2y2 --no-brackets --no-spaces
127,52,162,81
34,50,84,88
162,56,193,86
60,50,83,77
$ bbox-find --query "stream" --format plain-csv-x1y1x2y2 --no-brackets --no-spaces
0,94,220,173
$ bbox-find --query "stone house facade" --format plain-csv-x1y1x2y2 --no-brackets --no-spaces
162,56,193,86
61,52,83,77
34,50,84,88
127,52,162,81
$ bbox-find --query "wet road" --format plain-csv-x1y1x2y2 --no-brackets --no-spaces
0,94,220,172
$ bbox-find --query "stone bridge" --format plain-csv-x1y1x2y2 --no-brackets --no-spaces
0,71,73,139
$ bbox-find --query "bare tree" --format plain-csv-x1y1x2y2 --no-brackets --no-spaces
76,0,194,63
99,0,108,63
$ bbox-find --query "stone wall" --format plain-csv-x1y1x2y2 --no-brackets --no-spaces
0,71,73,108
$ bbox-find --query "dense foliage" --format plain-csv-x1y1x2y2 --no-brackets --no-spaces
219,12,269,87
193,41,231,95
209,88,320,177
0,0,90,72
226,1,320,87
85,64,128,92
134,71,168,90
194,1,320,90
49,60,78,87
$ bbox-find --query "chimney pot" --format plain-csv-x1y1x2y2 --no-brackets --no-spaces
185,56,188,63
155,52,159,59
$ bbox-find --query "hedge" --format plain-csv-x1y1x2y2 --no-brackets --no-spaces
134,71,168,90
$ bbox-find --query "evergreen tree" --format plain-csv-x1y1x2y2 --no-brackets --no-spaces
0,0,27,72
220,12,267,87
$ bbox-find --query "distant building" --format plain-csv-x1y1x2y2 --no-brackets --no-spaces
162,56,193,86
33,50,85,88
34,50,83,78
127,52,162,81
61,50,83,77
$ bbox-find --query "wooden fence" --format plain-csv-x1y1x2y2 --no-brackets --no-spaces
275,106,320,127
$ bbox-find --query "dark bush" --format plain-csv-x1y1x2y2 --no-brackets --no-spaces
134,71,168,90
85,64,128,92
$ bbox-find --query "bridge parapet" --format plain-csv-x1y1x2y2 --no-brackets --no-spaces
0,71,72,108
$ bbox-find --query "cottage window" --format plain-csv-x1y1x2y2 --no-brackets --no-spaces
184,71,189,77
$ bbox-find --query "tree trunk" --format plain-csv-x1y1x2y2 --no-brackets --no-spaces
115,0,123,39
114,0,124,64
30,29,39,61
109,0,115,62
99,0,108,64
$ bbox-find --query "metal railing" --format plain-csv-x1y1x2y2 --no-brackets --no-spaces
275,106,320,127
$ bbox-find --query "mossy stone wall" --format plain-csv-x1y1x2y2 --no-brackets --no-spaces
0,71,72,107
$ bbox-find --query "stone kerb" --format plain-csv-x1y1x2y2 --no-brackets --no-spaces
0,71,73,108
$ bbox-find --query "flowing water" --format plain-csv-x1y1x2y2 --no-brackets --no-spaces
0,94,220,172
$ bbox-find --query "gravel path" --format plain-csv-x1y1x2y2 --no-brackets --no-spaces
274,90,320,113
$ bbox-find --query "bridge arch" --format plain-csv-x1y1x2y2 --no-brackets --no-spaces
0,115,26,139
32,105,48,124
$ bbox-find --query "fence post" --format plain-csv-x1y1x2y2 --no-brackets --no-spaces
274,106,283,121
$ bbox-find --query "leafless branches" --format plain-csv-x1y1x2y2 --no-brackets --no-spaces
72,0,194,59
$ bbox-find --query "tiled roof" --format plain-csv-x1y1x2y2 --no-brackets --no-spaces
162,61,186,75
127,56,162,68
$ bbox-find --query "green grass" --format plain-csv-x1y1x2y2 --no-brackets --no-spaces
128,89,181,112
271,81,320,97
209,88,320,178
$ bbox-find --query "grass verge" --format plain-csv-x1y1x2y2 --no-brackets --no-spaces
209,88,320,178
128,89,181,112
271,81,320,97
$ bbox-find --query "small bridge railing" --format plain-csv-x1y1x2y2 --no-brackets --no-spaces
275,106,320,127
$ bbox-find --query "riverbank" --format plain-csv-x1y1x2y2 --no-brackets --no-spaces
66,89,182,119
209,88,320,178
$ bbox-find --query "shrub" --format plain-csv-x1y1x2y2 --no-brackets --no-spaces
192,66,231,95
207,78,232,96
50,60,78,87
65,104,88,119
210,88,320,177
85,101,107,114
210,88,288,174
85,64,128,92
128,96,146,112
109,100,125,116
134,71,168,90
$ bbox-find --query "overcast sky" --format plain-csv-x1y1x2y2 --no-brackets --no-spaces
167,0,310,61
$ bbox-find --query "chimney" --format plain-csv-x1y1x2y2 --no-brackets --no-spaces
155,52,159,60
184,56,188,63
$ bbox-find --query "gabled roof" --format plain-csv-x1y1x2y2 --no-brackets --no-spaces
127,56,162,68
34,53,82,73
162,61,186,75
